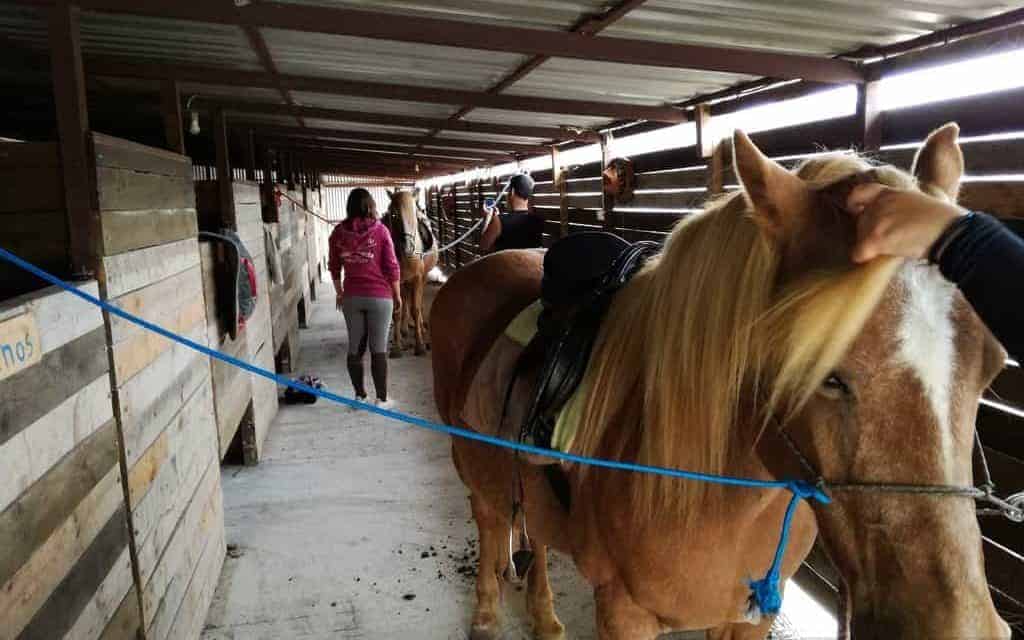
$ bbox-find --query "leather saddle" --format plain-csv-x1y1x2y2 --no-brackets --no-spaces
506,232,660,450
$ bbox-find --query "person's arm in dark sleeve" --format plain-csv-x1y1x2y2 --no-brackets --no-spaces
932,212,1024,359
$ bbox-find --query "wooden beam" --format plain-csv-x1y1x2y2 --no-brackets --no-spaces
552,145,568,239
695,104,715,159
244,124,548,154
194,99,566,140
856,80,882,152
49,1,98,277
65,1,864,83
599,133,612,228
212,108,236,227
238,7,304,129
159,79,185,154
87,58,688,123
255,137,497,162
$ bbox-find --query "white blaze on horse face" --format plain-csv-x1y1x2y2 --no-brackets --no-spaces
896,265,958,479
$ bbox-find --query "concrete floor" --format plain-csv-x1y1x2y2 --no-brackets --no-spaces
202,282,833,640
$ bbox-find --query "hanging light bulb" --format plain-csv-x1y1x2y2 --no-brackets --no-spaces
189,110,201,135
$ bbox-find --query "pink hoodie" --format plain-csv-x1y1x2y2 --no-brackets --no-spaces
328,218,400,299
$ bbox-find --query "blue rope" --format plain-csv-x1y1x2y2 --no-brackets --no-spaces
0,246,829,616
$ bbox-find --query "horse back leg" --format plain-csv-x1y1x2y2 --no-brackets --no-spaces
389,284,404,358
413,274,428,355
468,493,507,640
594,581,663,640
527,543,565,640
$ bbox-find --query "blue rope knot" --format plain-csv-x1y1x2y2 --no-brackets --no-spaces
787,479,831,504
748,570,784,615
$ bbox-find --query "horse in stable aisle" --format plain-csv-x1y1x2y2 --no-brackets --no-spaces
385,189,437,357
431,124,1011,639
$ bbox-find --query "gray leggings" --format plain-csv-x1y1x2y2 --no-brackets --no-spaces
341,296,394,355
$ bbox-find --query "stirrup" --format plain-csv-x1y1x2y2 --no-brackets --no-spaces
504,502,534,582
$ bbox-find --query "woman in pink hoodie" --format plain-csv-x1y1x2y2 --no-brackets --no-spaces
328,188,402,408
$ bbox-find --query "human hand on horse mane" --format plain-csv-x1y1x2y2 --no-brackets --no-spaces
846,183,964,263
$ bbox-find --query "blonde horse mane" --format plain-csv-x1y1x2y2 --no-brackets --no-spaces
568,152,915,524
390,191,422,254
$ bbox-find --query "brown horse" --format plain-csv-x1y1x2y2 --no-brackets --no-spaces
386,189,437,357
431,125,1010,639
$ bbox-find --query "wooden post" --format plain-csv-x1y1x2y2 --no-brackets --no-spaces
243,129,256,181
275,151,283,184
857,81,883,152
708,139,728,197
695,104,715,159
552,145,568,239
599,133,613,230
261,148,279,223
160,79,185,155
213,108,236,228
286,153,296,191
451,183,461,269
49,2,98,277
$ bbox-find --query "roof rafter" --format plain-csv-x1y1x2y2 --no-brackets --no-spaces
240,123,548,154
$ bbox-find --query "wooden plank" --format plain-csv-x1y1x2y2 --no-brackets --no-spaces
0,211,69,278
141,459,223,637
63,544,134,640
107,264,204,345
93,133,190,179
131,388,218,581
96,167,194,213
877,137,1024,176
0,311,42,382
251,340,278,460
101,237,200,299
564,193,604,209
620,190,706,210
960,181,1024,219
111,299,205,383
117,331,211,468
49,1,98,276
100,207,199,256
0,373,112,512
19,504,131,640
0,141,59,169
0,168,64,213
97,585,142,640
0,281,103,354
0,464,122,638
635,168,709,190
0,418,119,589
0,327,108,449
160,80,185,156
162,512,224,640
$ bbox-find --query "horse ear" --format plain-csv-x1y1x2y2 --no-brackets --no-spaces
733,130,813,237
912,122,963,201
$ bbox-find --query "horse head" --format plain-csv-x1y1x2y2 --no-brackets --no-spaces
386,190,420,259
736,125,1010,638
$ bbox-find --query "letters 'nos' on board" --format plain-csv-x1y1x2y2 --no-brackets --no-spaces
0,313,42,381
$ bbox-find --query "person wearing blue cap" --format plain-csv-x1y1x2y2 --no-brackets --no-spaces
479,173,542,253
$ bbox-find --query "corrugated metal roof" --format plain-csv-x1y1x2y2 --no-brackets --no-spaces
262,27,528,91
602,0,1024,55
433,130,548,145
272,0,611,30
81,12,263,70
462,108,608,130
504,57,753,104
289,92,458,119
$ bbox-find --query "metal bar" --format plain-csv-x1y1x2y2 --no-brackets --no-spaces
87,58,686,123
59,0,863,83
49,1,98,277
213,107,236,228
160,78,185,154
194,99,566,140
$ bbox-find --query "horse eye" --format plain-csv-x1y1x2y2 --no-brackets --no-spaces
822,372,851,395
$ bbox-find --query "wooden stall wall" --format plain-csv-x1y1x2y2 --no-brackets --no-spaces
0,282,138,640
196,181,278,464
268,189,311,373
0,141,68,300
94,134,224,640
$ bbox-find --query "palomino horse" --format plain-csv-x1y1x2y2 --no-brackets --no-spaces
386,190,437,357
431,125,1010,639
